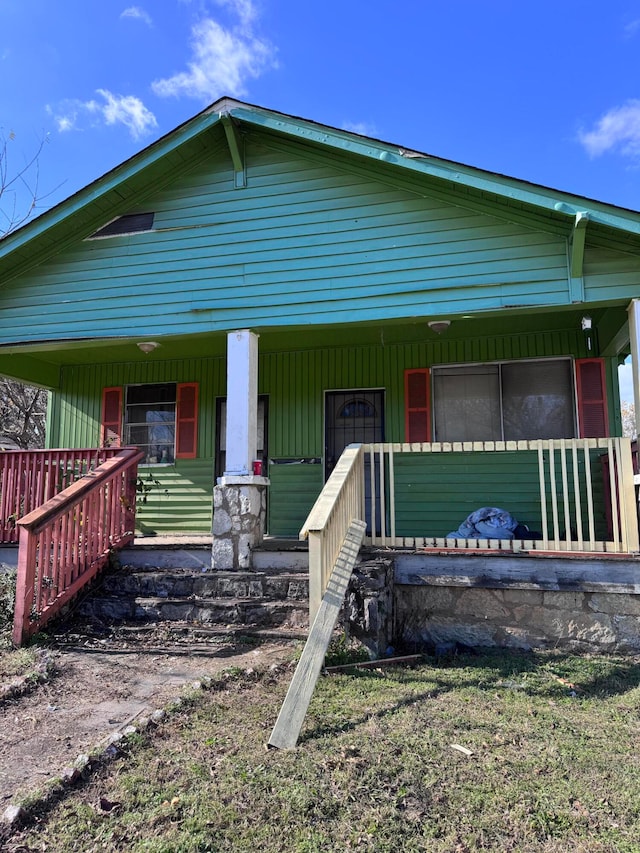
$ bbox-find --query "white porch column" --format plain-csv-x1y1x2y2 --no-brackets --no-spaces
212,328,269,571
627,300,640,437
224,329,258,475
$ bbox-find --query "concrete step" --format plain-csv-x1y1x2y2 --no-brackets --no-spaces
77,595,309,629
119,546,309,573
119,535,309,571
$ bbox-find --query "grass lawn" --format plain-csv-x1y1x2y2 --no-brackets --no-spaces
5,648,640,852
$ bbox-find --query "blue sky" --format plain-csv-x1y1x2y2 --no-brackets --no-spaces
1,0,639,398
2,0,640,222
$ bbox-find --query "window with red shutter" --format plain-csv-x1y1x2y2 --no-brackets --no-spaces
101,387,123,447
404,368,431,442
576,358,609,438
119,382,199,463
176,383,198,459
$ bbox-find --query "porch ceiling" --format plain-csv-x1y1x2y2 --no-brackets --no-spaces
0,303,630,387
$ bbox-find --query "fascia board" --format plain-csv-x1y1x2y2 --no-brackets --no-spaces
230,106,640,239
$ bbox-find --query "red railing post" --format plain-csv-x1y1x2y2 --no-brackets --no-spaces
0,447,123,545
11,448,144,645
12,524,38,646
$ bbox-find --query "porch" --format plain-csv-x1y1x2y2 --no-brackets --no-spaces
2,435,640,650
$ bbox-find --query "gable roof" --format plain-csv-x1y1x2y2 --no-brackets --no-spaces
1,96,640,288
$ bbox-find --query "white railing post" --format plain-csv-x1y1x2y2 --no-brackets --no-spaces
300,445,365,623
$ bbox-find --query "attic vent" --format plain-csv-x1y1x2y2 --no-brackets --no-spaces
90,212,155,238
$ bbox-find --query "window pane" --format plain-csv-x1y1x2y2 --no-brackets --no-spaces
502,360,575,440
126,383,175,405
433,365,501,442
125,383,176,463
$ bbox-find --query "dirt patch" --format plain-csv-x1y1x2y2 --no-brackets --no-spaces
0,623,299,805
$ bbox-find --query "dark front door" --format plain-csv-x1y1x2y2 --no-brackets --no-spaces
325,390,385,534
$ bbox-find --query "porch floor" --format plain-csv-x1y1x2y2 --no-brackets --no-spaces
131,534,306,549
394,549,640,593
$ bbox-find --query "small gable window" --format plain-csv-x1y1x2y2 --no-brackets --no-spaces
89,212,155,239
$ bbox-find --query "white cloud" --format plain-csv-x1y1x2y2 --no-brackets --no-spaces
578,100,640,159
342,121,379,139
48,90,157,140
152,0,277,101
624,18,640,37
97,89,158,138
121,6,153,26
215,0,257,29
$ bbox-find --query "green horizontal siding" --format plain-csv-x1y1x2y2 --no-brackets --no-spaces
583,244,640,302
136,460,213,534
0,134,572,345
267,462,324,537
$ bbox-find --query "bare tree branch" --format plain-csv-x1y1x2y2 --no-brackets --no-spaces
0,378,47,449
0,131,51,447
0,128,62,234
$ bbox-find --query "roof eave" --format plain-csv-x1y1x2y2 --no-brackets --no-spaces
0,102,232,261
228,104,640,238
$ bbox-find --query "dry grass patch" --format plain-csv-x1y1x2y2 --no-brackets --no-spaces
5,650,640,852
0,571,38,678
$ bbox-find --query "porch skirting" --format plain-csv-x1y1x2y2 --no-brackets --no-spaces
395,584,640,654
392,552,640,654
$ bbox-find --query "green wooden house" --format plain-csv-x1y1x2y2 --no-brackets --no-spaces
2,97,640,566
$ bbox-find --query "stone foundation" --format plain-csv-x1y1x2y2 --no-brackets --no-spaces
211,479,268,570
395,584,640,654
345,558,394,657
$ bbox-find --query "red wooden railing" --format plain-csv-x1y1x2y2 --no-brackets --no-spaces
0,448,122,544
12,448,144,646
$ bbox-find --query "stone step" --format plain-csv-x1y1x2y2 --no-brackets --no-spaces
77,595,309,629
106,568,309,601
75,563,311,632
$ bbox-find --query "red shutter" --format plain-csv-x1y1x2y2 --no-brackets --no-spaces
176,383,198,459
101,387,122,447
404,368,431,442
576,358,609,438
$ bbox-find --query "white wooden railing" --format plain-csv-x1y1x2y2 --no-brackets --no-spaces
300,438,639,620
361,438,639,554
299,445,364,620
